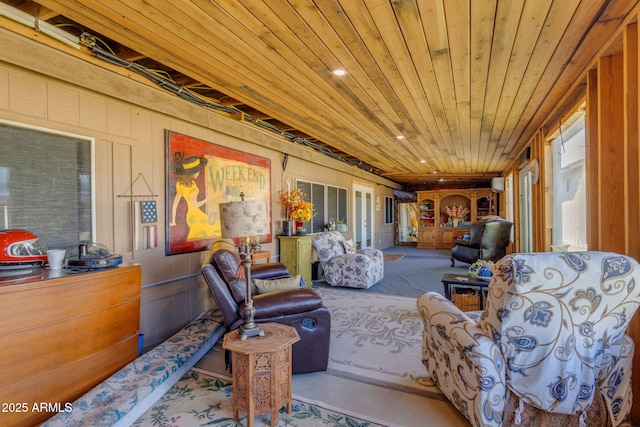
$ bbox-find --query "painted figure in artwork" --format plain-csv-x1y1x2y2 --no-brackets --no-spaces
170,153,217,240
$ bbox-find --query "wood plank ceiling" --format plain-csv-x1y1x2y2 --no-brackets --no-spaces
2,0,638,190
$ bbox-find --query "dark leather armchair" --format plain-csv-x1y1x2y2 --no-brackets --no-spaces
201,242,330,374
450,218,512,266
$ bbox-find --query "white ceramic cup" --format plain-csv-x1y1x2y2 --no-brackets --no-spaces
47,249,66,270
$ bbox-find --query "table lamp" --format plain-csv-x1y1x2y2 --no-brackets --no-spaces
219,193,269,339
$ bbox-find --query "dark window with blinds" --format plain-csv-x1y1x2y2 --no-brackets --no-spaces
0,122,93,250
385,196,394,224
296,180,348,233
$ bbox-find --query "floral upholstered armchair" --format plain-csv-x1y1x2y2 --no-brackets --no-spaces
312,231,384,289
418,252,640,427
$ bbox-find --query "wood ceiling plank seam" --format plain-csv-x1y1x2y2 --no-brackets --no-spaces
469,0,498,173
489,0,582,170
410,3,460,170
157,1,398,169
41,0,396,174
413,0,465,163
503,0,638,157
497,0,580,169
21,0,634,187
103,0,384,160
205,3,422,171
482,0,552,169
504,1,613,155
409,16,463,163
334,0,452,165
36,0,303,113
177,0,395,154
476,0,523,162
342,0,449,141
377,0,457,169
273,0,433,168
336,2,450,173
599,0,640,21
306,0,426,137
444,0,472,172
230,2,398,144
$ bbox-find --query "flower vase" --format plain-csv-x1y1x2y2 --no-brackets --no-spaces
283,220,294,236
453,219,459,228
295,221,304,234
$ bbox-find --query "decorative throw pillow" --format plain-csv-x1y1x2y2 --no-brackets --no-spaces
253,275,302,294
342,238,355,253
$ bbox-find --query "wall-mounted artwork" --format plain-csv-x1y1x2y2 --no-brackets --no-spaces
166,130,271,255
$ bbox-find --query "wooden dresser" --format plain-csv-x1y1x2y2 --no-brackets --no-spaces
0,264,141,427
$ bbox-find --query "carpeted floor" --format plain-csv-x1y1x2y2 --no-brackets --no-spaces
194,246,473,427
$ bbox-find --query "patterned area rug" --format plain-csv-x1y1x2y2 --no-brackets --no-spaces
133,370,387,426
314,287,446,400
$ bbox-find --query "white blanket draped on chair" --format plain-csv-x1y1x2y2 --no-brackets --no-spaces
418,251,639,427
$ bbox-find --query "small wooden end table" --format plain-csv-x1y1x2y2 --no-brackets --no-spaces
251,250,271,264
222,322,300,427
441,273,491,310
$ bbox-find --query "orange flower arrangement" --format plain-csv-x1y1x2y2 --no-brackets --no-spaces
278,188,314,222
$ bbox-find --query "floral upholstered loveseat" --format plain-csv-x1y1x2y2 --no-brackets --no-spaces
418,251,640,427
312,231,384,288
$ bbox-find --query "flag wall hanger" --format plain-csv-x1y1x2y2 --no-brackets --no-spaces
118,173,158,199
118,173,159,256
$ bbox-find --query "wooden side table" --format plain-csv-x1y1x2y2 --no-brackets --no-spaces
441,273,490,311
251,250,271,264
222,323,300,427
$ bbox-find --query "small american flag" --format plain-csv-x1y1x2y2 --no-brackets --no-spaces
140,201,157,223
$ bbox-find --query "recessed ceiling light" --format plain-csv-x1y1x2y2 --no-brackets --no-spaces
332,69,347,76
396,135,405,139
420,159,426,163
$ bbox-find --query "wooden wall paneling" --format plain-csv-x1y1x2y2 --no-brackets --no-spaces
625,23,640,258
628,20,640,424
597,54,625,253
510,163,521,251
530,131,546,252
94,138,113,246
586,69,600,249
113,141,133,256
543,142,553,251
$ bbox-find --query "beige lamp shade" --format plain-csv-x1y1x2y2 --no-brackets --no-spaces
219,199,269,239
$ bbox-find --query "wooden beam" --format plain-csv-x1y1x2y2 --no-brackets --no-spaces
597,53,625,252
628,21,640,424
624,24,640,258
586,68,600,249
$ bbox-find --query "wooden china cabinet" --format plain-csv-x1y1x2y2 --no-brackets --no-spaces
416,188,495,249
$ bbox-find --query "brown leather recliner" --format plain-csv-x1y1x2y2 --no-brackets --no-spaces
201,246,331,374
450,218,513,266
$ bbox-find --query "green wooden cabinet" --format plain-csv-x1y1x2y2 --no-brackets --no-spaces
277,235,313,286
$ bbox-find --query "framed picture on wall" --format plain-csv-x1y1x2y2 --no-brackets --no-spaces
165,130,272,255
